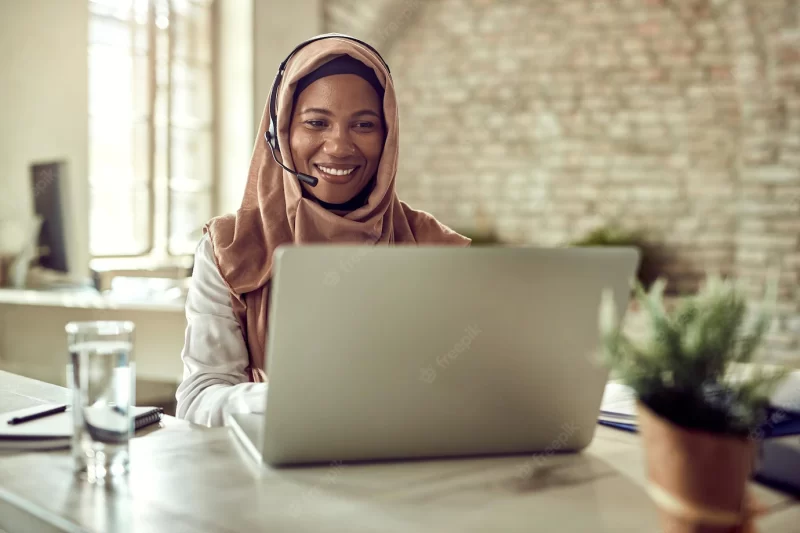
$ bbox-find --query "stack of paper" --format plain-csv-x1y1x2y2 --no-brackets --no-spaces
598,382,638,431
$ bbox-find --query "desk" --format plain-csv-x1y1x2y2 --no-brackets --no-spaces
0,289,186,386
0,371,797,533
0,288,185,313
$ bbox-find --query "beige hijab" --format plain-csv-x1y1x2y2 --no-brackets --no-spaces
204,36,470,382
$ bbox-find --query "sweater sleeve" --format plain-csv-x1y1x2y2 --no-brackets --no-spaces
174,234,267,427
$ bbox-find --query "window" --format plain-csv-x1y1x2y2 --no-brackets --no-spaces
88,0,214,260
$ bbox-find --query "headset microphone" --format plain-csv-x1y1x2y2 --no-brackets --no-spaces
264,131,319,187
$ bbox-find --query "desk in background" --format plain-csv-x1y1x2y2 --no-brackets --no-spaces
0,288,187,413
0,370,797,533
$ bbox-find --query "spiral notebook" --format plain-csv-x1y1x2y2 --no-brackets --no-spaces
0,404,164,451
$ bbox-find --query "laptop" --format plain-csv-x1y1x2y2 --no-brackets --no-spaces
227,245,640,467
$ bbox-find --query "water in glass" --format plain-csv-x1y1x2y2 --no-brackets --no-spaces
69,336,134,481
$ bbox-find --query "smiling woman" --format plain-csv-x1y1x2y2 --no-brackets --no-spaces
175,35,470,426
290,55,386,207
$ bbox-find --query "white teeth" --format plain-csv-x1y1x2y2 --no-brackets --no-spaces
318,165,355,176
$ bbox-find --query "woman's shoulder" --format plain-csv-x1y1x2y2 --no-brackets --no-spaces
191,233,227,289
398,201,472,246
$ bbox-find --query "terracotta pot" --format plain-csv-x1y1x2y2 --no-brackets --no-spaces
637,401,763,533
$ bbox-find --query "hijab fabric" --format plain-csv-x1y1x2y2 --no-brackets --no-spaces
204,36,470,382
294,54,385,104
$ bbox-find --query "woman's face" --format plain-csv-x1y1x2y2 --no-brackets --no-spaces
289,74,385,205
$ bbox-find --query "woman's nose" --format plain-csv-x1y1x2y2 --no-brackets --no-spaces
322,126,356,157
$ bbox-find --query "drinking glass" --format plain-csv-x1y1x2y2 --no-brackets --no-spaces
66,321,135,481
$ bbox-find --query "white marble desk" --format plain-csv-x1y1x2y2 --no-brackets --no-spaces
0,288,185,313
0,370,797,533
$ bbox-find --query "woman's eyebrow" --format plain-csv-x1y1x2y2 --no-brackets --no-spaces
299,107,333,116
352,110,381,119
299,108,381,119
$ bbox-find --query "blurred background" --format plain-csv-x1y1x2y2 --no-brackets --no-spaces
0,0,798,413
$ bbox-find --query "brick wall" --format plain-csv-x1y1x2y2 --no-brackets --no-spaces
722,0,800,362
326,0,800,364
322,0,423,51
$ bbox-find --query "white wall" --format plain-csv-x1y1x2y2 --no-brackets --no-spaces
214,0,322,216
215,0,254,216
253,0,322,134
0,0,89,280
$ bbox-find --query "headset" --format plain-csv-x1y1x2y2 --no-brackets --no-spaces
264,33,392,187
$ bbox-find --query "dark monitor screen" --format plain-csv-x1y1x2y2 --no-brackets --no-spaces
31,161,69,273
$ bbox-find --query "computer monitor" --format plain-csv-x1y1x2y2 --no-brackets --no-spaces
30,161,69,273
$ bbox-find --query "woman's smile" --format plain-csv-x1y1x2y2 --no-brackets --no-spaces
314,163,362,184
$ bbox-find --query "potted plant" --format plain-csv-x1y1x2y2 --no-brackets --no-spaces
458,229,502,246
572,224,665,291
598,275,789,533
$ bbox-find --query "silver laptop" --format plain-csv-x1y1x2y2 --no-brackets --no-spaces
227,245,639,467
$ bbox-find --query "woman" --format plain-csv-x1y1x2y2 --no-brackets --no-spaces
175,35,469,427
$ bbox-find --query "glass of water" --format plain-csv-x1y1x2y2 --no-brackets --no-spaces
66,321,135,481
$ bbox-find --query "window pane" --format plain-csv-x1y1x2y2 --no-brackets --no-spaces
172,62,212,127
90,15,131,48
173,1,211,63
90,0,134,19
90,184,151,256
89,119,151,256
89,120,150,186
89,4,152,258
132,54,151,119
171,128,212,186
89,47,134,119
169,190,211,255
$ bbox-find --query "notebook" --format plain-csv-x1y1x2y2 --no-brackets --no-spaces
0,404,163,451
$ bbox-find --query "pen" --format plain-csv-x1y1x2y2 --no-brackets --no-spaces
7,405,68,425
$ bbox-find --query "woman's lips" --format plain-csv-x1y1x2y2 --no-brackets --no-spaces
314,164,360,184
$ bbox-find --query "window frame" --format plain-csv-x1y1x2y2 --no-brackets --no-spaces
88,0,217,268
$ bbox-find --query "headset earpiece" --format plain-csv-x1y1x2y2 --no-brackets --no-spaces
266,122,278,152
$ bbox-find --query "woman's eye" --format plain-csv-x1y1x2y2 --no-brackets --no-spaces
305,120,326,128
354,121,375,130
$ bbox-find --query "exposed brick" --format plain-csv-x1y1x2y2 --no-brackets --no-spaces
745,166,800,183
739,219,769,233
772,219,800,233
786,316,800,334
736,234,799,249
745,146,780,164
737,249,772,265
687,184,736,199
326,0,800,365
